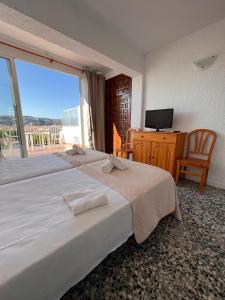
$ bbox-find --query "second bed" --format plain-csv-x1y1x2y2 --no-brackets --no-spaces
0,149,108,185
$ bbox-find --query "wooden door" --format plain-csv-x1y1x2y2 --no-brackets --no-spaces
105,74,132,154
133,140,149,163
150,142,175,173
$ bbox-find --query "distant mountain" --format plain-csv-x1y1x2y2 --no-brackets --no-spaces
23,116,62,126
0,115,62,126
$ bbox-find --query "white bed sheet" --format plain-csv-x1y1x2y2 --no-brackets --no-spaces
0,155,72,186
0,149,108,186
0,168,132,300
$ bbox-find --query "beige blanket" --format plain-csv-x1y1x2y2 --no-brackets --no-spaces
78,159,182,243
54,149,108,167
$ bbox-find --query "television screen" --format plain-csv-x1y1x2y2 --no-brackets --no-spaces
145,109,174,131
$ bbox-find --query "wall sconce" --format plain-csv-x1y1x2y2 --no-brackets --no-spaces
192,55,217,70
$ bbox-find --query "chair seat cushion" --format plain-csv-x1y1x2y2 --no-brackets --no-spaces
177,158,209,168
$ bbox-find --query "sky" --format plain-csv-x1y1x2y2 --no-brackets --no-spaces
13,59,80,119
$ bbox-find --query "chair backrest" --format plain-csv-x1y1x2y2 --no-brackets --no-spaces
186,129,217,162
125,128,140,148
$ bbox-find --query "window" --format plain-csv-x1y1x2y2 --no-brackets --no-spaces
0,55,82,158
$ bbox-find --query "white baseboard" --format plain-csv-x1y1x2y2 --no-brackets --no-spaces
187,175,225,190
206,178,225,190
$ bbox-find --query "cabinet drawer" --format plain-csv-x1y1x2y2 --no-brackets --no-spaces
133,132,177,143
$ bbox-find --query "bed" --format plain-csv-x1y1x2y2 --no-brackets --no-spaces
0,159,180,300
0,168,132,300
0,149,108,185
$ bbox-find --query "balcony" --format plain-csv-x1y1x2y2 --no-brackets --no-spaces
0,124,80,158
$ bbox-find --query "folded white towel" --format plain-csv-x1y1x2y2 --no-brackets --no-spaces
65,145,86,156
63,190,93,201
63,190,107,215
108,154,128,171
72,144,85,155
102,159,114,174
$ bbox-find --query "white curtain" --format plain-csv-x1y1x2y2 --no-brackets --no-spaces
80,70,105,151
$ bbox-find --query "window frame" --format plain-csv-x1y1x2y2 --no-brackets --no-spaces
0,43,84,156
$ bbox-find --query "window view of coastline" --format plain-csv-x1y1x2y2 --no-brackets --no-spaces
0,59,81,158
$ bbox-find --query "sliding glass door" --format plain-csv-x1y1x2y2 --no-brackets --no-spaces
0,55,81,159
15,59,81,157
0,57,25,159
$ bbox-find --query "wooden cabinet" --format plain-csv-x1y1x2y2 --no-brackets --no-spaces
133,140,149,163
150,142,174,172
132,131,186,178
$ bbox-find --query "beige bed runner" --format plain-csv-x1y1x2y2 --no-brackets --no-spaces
54,149,108,167
79,159,182,243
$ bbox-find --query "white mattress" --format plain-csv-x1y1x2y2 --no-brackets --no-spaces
0,168,132,300
0,149,108,186
0,155,72,185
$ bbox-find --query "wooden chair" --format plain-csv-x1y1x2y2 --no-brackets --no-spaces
115,128,140,159
176,129,217,193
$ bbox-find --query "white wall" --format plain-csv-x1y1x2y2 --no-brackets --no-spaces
144,18,225,189
62,126,82,145
131,75,144,129
61,107,83,146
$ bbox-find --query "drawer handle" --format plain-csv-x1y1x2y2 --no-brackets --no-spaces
162,137,166,140
141,135,144,138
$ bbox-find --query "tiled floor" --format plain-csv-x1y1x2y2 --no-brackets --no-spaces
62,180,225,300
1,144,72,159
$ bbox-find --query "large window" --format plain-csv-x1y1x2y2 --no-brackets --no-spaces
0,56,82,158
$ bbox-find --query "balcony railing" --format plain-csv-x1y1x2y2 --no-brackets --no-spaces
0,125,67,157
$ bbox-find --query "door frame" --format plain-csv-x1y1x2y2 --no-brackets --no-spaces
0,55,27,157
8,58,28,157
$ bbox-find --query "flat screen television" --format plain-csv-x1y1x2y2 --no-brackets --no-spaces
145,108,174,131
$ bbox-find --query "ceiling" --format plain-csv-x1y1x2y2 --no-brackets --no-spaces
0,18,112,74
1,0,225,75
73,0,225,53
